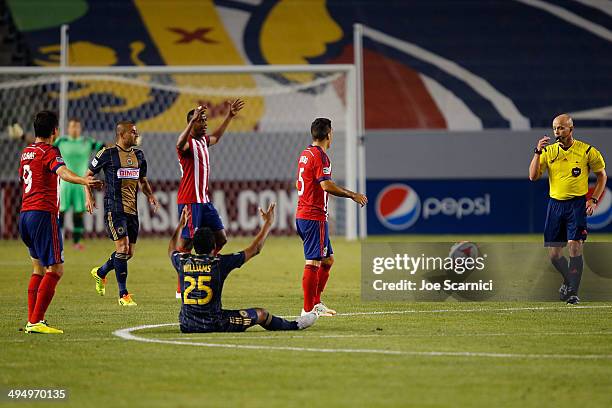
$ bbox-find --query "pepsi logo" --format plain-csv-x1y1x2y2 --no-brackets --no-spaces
587,186,612,230
376,184,420,230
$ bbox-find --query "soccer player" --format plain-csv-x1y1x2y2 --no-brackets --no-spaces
19,110,102,334
169,204,318,333
296,118,368,316
174,99,245,297
53,118,106,250
84,121,159,306
529,113,607,304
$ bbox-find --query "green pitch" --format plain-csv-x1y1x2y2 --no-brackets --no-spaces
1,236,611,408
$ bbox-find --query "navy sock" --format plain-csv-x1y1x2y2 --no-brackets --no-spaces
97,252,116,278
551,256,569,284
567,255,583,295
261,313,298,331
73,212,84,244
114,253,129,298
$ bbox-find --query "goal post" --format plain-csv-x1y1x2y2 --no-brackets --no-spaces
0,64,359,240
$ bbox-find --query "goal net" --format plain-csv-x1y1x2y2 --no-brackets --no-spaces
0,65,357,240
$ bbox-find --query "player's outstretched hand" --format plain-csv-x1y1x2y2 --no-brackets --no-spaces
148,194,160,213
227,99,245,117
191,105,207,123
259,202,275,225
86,197,96,214
179,206,191,228
85,175,103,190
537,136,551,151
352,193,368,207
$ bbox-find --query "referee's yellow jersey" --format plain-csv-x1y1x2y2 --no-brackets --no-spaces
539,139,605,200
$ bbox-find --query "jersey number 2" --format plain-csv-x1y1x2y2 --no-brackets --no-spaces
183,275,212,305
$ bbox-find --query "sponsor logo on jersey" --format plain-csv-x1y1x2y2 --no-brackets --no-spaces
117,167,140,179
323,166,332,175
56,156,64,163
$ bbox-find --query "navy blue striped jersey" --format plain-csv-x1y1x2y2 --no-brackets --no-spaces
89,145,147,215
170,251,245,327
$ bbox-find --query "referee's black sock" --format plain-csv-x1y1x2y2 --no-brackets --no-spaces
567,255,584,295
550,256,569,284
261,312,298,331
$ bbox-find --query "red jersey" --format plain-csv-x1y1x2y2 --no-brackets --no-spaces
296,145,332,221
177,135,211,204
19,142,65,214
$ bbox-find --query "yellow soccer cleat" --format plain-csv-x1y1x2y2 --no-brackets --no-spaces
25,320,63,334
90,268,106,296
118,293,137,306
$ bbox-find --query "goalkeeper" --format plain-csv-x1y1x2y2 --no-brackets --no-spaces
54,118,107,249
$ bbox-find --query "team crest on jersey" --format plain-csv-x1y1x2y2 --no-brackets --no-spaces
127,157,133,165
300,155,308,164
117,168,140,179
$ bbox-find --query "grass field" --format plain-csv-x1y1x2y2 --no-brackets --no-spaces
1,235,612,408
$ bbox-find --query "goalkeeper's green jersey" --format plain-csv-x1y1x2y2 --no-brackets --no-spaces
53,136,105,176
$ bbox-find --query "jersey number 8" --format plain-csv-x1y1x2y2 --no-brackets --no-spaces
183,275,213,305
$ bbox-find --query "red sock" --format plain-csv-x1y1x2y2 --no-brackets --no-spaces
314,263,332,305
177,276,181,293
302,265,319,312
31,272,61,323
27,274,43,323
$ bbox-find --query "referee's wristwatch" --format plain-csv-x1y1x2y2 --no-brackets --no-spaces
534,147,543,155
590,196,599,205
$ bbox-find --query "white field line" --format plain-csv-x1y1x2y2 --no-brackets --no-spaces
113,305,612,360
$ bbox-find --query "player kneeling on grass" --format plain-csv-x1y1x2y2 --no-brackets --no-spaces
169,204,318,333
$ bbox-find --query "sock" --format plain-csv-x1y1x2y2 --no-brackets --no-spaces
27,274,43,323
314,263,332,305
551,256,569,284
73,212,84,244
114,253,129,298
302,265,319,312
58,212,65,230
567,255,583,295
97,252,116,278
31,272,61,323
261,312,298,331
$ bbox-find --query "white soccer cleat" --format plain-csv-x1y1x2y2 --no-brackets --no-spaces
300,309,308,317
313,302,337,317
296,311,318,330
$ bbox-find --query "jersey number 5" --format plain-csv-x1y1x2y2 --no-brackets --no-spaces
297,167,305,196
183,275,212,305
22,164,33,193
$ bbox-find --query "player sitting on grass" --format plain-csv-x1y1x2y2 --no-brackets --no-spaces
168,204,318,333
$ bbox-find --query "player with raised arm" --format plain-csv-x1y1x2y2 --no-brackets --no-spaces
169,204,317,333
19,110,102,334
53,117,106,250
85,121,159,306
296,118,368,316
173,99,245,297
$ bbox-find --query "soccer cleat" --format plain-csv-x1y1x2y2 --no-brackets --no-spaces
566,295,580,305
313,303,337,317
90,267,106,296
118,293,137,306
300,309,308,317
559,283,569,301
25,320,63,334
296,311,318,330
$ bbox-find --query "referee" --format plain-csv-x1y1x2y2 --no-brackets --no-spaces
529,114,607,304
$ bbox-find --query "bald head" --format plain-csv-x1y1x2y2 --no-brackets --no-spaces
552,113,574,147
553,114,573,129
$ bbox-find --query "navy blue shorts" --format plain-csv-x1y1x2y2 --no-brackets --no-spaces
180,308,259,333
19,211,64,267
179,203,225,239
105,211,139,243
544,196,587,247
296,218,334,260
